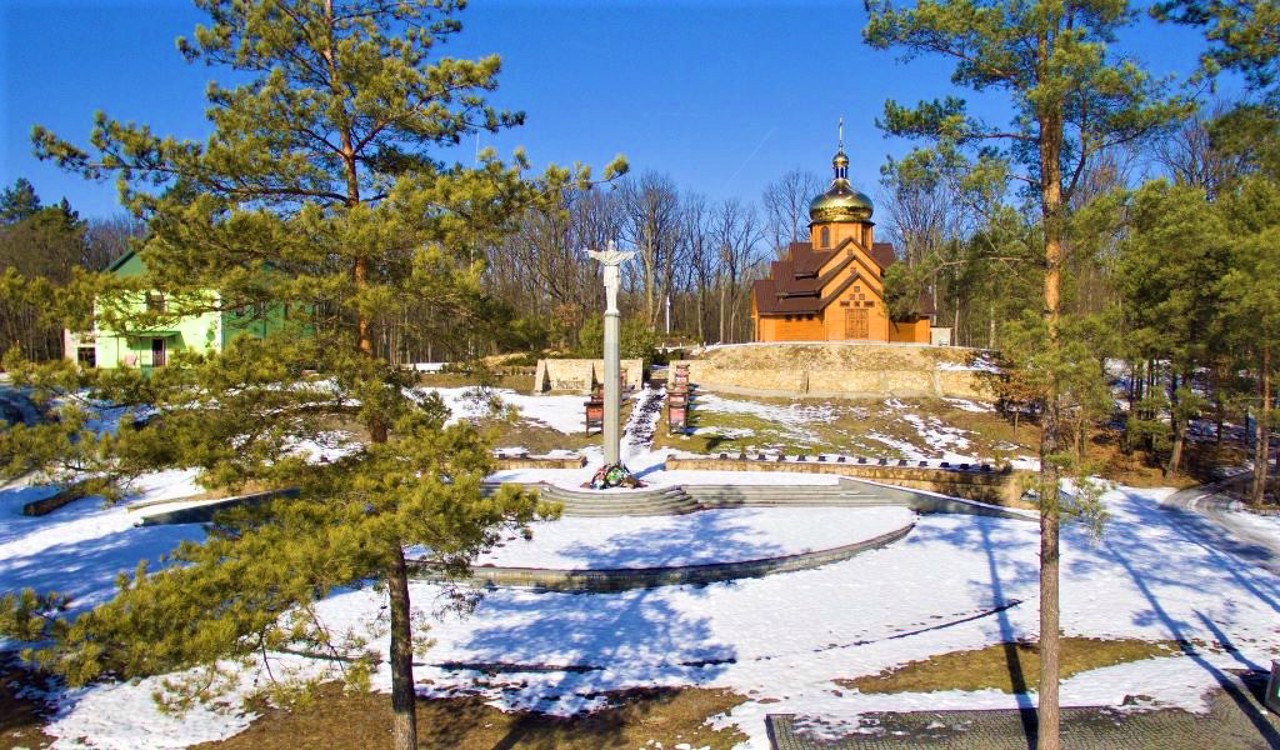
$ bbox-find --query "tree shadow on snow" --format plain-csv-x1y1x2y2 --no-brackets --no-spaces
438,510,786,749
1071,489,1280,748
553,508,787,569
0,522,203,616
904,513,1041,747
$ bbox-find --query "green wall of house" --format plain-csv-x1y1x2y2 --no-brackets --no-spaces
93,303,222,370
82,249,293,370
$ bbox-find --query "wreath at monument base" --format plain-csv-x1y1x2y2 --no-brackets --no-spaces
585,462,643,490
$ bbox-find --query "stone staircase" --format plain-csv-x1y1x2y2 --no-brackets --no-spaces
483,478,1034,522
502,479,910,517
521,483,700,516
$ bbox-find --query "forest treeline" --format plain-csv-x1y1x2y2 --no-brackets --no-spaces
0,178,143,361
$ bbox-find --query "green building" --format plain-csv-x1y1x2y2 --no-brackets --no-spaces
66,250,289,370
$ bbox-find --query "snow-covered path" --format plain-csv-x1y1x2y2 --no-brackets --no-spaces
1161,475,1280,575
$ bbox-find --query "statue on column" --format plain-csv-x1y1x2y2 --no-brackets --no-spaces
585,240,641,488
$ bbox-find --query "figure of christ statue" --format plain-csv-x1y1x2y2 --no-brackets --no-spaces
587,240,635,314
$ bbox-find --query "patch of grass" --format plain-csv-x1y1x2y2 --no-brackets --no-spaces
416,373,533,391
194,684,747,750
478,419,600,455
654,393,1040,463
653,410,788,455
837,637,1180,695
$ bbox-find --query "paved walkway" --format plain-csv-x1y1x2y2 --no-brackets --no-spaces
768,479,1280,749
768,674,1280,749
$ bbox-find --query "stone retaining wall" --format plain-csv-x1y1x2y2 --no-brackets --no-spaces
669,343,999,400
532,358,644,394
665,455,1033,507
493,455,587,470
671,361,990,399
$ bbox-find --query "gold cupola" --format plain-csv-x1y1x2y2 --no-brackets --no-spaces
809,146,874,224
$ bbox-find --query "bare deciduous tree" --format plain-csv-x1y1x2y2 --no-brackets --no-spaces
761,168,822,257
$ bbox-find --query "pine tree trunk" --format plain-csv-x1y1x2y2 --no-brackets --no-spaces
1167,372,1184,476
1036,96,1064,750
1213,362,1226,446
1253,346,1271,505
387,546,418,750
1039,499,1061,747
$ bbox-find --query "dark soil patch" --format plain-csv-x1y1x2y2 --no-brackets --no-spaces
193,684,747,750
0,655,55,750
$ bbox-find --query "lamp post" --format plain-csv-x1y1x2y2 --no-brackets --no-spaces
587,240,635,467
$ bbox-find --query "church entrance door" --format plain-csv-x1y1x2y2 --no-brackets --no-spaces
845,308,869,339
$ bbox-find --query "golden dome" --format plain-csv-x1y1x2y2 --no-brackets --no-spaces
809,149,873,224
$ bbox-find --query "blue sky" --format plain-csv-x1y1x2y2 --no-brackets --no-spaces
2,0,1212,220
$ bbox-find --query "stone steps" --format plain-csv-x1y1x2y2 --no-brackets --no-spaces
544,485,700,517
528,482,896,517
481,479,1033,522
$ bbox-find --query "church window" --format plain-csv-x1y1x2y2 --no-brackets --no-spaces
820,226,830,247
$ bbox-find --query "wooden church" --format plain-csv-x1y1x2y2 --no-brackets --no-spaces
751,139,933,344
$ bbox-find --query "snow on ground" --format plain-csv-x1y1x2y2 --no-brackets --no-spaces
937,353,1000,373
472,507,915,569
902,415,973,461
1226,508,1280,549
45,678,260,750
0,471,207,623
943,397,993,413
692,392,835,446
4,388,1277,749
400,485,1277,748
8,474,1275,749
422,386,591,435
863,431,929,460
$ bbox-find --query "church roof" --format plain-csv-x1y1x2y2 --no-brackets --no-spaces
753,239,934,318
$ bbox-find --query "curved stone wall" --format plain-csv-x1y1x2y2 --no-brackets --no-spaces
409,521,915,592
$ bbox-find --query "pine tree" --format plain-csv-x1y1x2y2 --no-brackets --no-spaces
1155,0,1280,501
863,1,1185,746
0,189,88,360
1218,176,1280,504
6,2,621,747
0,178,43,224
1115,180,1230,475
